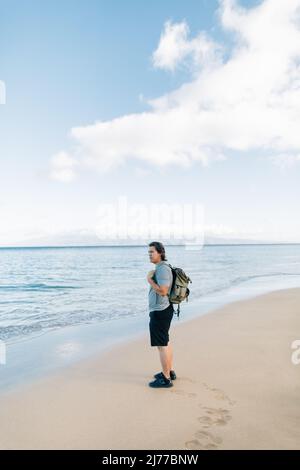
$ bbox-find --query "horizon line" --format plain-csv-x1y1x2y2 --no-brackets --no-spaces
0,243,300,249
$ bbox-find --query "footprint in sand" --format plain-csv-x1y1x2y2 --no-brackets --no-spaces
197,406,232,427
170,376,197,397
202,382,236,406
171,389,197,398
184,383,235,450
185,430,222,450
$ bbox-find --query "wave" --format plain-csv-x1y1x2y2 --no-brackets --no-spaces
1,271,300,343
230,271,300,285
199,272,300,297
0,283,80,291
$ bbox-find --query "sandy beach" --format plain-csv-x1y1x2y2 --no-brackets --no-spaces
0,287,299,450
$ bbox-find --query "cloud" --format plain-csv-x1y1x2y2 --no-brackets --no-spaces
50,0,300,181
151,19,224,72
269,152,300,169
49,151,78,182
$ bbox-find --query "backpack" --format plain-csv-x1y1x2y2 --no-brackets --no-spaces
166,263,192,318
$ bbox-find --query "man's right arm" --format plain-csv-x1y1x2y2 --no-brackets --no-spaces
155,266,171,297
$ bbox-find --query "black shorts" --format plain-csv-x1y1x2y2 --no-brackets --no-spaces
149,303,174,346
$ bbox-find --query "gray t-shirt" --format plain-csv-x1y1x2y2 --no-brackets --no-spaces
148,261,173,312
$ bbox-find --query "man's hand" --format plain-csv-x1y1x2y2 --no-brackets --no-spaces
147,269,169,295
147,270,155,282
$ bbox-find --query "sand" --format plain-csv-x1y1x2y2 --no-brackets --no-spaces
0,287,299,450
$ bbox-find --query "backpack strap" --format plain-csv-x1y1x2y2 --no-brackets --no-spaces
167,263,181,320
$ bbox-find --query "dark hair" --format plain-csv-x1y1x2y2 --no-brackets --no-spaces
148,241,167,261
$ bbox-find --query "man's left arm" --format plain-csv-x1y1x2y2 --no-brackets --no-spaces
147,266,170,296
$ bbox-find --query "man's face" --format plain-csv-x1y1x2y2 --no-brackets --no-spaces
148,246,161,264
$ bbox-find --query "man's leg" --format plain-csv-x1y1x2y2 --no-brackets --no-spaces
168,342,174,371
157,345,171,379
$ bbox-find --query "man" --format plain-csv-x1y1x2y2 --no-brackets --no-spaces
147,241,177,388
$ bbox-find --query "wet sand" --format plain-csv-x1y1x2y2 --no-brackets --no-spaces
0,287,299,449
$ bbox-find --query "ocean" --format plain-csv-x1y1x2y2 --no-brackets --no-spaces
1,244,300,391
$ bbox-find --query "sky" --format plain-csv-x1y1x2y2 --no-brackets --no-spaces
1,0,300,246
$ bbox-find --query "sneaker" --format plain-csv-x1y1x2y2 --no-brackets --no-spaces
154,370,177,381
148,373,173,388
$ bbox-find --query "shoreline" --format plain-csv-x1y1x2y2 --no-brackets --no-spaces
2,273,300,395
0,286,299,449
